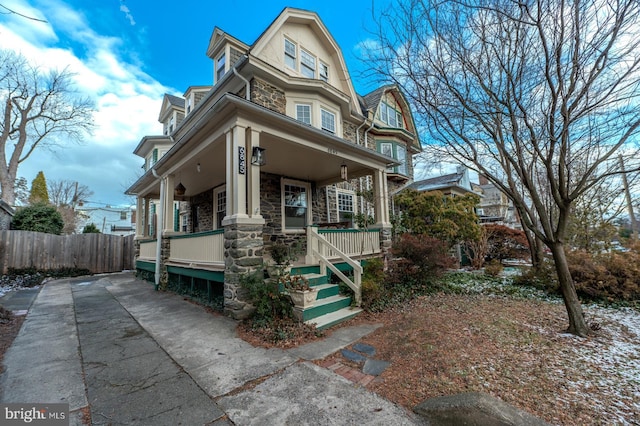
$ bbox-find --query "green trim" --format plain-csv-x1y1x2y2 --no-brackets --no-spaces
139,238,157,243
136,260,155,272
168,229,224,240
318,229,379,234
166,265,224,282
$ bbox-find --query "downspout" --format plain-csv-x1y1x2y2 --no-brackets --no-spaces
151,168,165,291
232,66,251,100
326,186,331,222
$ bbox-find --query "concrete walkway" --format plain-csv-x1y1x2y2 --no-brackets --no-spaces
1,273,420,425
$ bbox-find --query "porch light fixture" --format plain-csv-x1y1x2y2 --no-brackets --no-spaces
197,162,201,173
251,146,266,166
174,182,186,197
340,163,348,181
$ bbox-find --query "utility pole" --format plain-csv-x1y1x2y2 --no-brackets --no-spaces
619,155,638,241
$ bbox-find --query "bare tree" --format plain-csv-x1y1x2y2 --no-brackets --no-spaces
369,0,640,336
48,179,93,208
0,50,94,205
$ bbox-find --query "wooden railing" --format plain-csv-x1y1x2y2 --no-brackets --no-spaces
317,229,381,258
168,230,225,266
139,239,157,260
306,226,369,307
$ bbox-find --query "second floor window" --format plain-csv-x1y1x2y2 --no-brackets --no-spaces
321,108,336,133
378,141,408,176
379,102,403,128
216,53,226,82
296,104,311,125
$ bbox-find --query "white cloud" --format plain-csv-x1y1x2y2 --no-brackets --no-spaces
0,0,169,206
119,1,136,26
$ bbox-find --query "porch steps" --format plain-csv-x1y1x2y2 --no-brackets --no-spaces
291,265,362,330
306,307,363,330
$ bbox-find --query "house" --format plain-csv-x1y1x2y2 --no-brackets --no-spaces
407,166,475,197
76,206,136,236
473,175,521,229
125,7,421,327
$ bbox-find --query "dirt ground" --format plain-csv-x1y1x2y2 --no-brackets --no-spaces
0,314,25,375
242,293,640,425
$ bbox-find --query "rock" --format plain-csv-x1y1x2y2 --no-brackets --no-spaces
414,392,552,426
362,359,390,376
353,342,376,356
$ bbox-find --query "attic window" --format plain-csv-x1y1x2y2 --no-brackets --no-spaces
319,62,329,82
284,38,297,70
379,102,404,129
216,53,226,82
300,49,316,78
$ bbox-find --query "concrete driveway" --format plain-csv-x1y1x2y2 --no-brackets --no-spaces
0,272,420,425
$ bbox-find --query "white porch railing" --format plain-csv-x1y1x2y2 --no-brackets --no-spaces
168,230,225,266
139,240,156,260
305,227,382,307
318,229,381,258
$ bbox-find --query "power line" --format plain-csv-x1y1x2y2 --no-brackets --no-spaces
0,4,48,23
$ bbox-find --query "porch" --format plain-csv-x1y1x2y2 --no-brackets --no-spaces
136,226,384,327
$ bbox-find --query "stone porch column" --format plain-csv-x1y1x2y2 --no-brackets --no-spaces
222,125,265,319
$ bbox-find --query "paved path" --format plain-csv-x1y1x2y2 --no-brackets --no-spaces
1,273,421,425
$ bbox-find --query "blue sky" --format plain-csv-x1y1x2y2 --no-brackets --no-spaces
1,0,394,207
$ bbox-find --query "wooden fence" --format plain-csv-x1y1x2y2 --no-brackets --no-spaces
0,230,135,275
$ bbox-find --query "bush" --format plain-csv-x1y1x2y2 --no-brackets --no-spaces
361,258,385,309
82,223,101,233
512,260,559,293
388,233,455,287
484,259,504,277
11,203,64,235
568,250,640,302
240,270,292,327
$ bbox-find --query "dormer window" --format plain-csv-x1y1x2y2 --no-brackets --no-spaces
216,53,226,82
300,49,316,78
284,38,297,70
186,97,192,114
169,116,175,133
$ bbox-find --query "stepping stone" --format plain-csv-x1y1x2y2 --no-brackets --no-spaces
341,349,367,363
363,359,390,376
353,342,376,356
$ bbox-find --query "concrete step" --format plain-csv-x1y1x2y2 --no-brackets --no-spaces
301,294,352,321
312,283,340,299
305,307,363,330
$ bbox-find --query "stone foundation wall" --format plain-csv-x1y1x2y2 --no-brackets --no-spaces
223,222,264,319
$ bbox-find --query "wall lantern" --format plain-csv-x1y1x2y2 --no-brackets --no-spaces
174,182,186,197
340,163,348,181
251,147,266,166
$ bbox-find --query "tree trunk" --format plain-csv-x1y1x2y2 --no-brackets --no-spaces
522,225,544,270
549,242,590,336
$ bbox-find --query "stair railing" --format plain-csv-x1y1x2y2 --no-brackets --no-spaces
306,226,362,306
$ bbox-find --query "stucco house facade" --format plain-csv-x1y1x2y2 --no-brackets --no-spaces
126,7,420,327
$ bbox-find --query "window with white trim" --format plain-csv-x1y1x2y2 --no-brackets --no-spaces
337,192,355,227
377,141,409,176
283,180,309,230
319,62,329,82
216,53,226,82
296,104,311,125
300,49,316,78
378,102,404,128
284,38,297,70
321,108,336,133
214,186,226,229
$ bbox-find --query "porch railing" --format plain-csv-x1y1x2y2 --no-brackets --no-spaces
317,229,381,258
306,226,371,307
168,230,225,266
139,239,156,260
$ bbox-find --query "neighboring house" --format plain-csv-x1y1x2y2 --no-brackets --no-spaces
474,175,521,229
0,200,14,230
76,206,136,236
407,166,475,197
126,7,421,326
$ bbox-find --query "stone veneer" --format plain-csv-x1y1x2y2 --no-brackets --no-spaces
223,221,264,319
250,78,286,113
180,189,214,233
